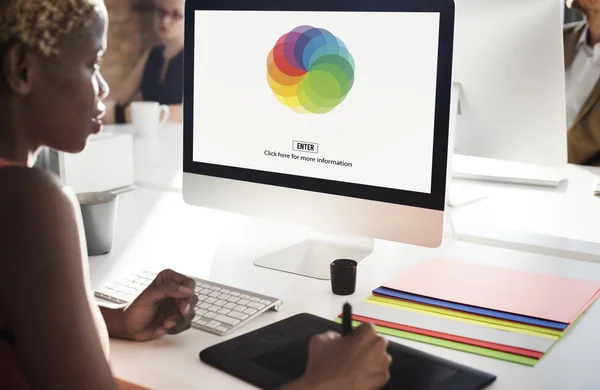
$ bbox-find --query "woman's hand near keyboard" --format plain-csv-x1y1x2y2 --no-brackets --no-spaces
284,323,392,390
105,269,199,341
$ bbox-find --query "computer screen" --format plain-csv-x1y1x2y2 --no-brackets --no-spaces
183,1,454,277
192,11,441,195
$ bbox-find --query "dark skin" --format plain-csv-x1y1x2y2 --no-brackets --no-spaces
568,0,600,45
0,4,391,390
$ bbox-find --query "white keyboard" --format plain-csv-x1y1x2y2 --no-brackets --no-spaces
95,270,282,336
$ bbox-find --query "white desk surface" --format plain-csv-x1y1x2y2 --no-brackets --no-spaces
448,164,600,263
90,188,600,390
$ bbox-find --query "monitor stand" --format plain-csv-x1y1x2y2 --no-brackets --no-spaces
446,83,489,207
253,231,374,280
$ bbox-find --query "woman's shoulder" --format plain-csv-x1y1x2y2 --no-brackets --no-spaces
0,167,67,206
0,167,85,296
0,167,78,240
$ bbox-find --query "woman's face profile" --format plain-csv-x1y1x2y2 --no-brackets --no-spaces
25,5,109,154
154,0,185,42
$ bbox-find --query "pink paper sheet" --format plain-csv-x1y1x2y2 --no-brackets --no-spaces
382,259,600,324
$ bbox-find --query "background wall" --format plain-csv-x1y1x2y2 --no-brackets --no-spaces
103,0,157,93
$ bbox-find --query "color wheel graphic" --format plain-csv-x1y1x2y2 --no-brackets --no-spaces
267,25,355,114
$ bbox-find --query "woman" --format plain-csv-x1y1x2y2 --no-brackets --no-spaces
104,0,185,124
0,1,392,389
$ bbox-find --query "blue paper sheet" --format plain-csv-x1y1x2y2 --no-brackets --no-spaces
373,287,568,330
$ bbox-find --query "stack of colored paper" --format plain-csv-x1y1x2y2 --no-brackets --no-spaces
337,259,600,366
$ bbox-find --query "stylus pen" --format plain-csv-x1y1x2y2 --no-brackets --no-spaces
342,303,352,336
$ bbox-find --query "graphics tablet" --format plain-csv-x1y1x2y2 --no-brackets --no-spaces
200,313,497,390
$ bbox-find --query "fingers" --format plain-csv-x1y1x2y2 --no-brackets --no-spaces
368,335,392,387
309,331,338,350
163,303,195,336
157,269,195,291
180,294,198,319
153,327,168,338
167,320,192,335
144,269,196,303
350,322,379,347
323,331,341,340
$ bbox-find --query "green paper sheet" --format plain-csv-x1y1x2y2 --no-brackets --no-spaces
334,318,539,367
368,295,563,338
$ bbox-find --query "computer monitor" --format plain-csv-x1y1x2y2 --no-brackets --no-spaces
182,0,455,279
451,0,567,167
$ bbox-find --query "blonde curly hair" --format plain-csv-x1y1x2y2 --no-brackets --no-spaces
0,0,103,57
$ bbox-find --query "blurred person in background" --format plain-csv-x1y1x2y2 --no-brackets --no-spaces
564,0,600,165
104,0,184,124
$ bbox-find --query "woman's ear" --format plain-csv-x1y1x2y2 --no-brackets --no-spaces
2,43,37,96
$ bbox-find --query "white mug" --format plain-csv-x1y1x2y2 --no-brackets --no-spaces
130,101,170,136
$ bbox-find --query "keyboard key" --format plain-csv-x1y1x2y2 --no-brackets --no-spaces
198,302,211,309
209,291,220,298
194,319,207,326
208,305,221,312
229,311,249,320
259,300,271,305
198,295,208,301
196,309,207,316
240,294,250,299
244,308,258,315
218,308,231,315
216,326,228,332
205,297,217,304
248,302,265,310
210,286,221,291
249,297,261,302
238,299,250,305
204,312,217,319
218,293,231,300
194,286,202,293
200,288,211,294
224,302,236,309
233,305,246,312
216,315,240,326
206,321,220,329
215,300,227,306
220,289,230,294
201,283,211,288
230,292,240,297
227,296,240,303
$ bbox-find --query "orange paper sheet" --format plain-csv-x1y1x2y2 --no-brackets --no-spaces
383,259,600,324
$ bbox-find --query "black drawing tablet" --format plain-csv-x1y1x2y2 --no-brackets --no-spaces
200,313,496,390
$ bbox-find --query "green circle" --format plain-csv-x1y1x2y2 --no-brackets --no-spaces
310,54,355,97
298,70,342,114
